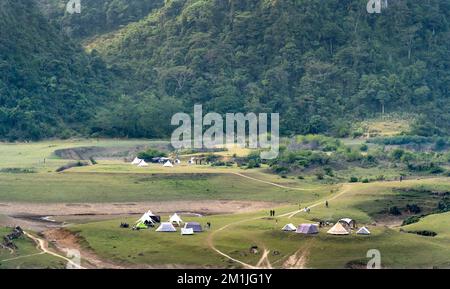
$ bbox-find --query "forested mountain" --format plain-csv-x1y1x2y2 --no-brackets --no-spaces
0,0,114,140
1,0,450,140
85,0,450,137
38,0,165,40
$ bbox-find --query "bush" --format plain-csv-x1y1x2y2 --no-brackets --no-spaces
316,172,324,180
324,167,334,177
360,144,368,152
137,149,167,161
406,204,421,214
0,168,36,174
349,176,358,183
389,206,402,216
407,230,437,237
56,161,89,172
402,216,421,226
247,159,261,169
361,178,369,183
390,148,405,161
211,161,233,167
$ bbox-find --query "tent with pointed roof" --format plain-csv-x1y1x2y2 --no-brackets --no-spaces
296,224,319,234
131,157,142,165
356,226,371,235
163,160,174,167
156,222,177,232
137,160,149,167
169,213,183,226
339,218,356,229
136,210,156,225
282,223,297,231
327,222,350,235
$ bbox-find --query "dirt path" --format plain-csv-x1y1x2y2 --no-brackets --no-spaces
282,184,349,219
232,172,315,191
0,200,280,219
256,249,273,269
42,229,123,269
282,249,309,269
23,231,85,269
207,183,351,269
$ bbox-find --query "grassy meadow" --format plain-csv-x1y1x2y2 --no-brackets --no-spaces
0,139,449,268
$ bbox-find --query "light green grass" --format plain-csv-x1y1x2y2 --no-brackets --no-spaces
0,139,164,172
0,170,331,203
69,178,450,268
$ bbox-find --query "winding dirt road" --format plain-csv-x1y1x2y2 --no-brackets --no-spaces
206,181,351,269
23,231,85,269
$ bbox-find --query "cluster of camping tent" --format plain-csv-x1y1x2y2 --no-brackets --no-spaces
131,157,177,168
282,218,371,236
133,211,204,235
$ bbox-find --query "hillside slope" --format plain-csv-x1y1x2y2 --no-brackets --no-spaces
88,0,450,137
0,0,115,140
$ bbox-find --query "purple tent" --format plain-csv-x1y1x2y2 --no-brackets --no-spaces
184,222,203,232
296,224,319,234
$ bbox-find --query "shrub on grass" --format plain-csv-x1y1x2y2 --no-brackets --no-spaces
407,230,437,237
360,144,368,152
361,178,369,183
56,161,89,172
389,206,402,216
137,149,167,161
349,176,358,183
402,216,421,226
406,204,421,214
0,168,36,174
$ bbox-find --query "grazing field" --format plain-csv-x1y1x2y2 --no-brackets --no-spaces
0,170,330,203
65,178,450,269
1,139,449,269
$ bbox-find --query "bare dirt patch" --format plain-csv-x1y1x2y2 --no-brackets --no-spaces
0,200,279,219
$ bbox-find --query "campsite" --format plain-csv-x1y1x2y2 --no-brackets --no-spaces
0,136,449,269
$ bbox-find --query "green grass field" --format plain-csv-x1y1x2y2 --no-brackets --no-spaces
1,139,449,268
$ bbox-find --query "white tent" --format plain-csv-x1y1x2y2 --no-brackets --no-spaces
175,159,181,164
131,157,142,165
156,222,177,232
339,218,356,228
136,210,155,225
169,213,183,226
327,222,350,235
188,157,195,164
356,226,371,235
163,161,174,167
181,228,194,235
282,223,297,231
137,160,149,167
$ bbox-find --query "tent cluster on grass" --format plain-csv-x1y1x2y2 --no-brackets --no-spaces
134,210,161,229
132,212,204,236
282,223,319,235
131,157,181,168
131,157,148,167
282,217,371,236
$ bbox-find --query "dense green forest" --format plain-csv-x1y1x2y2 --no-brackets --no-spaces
0,0,115,140
38,0,164,40
1,0,450,140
